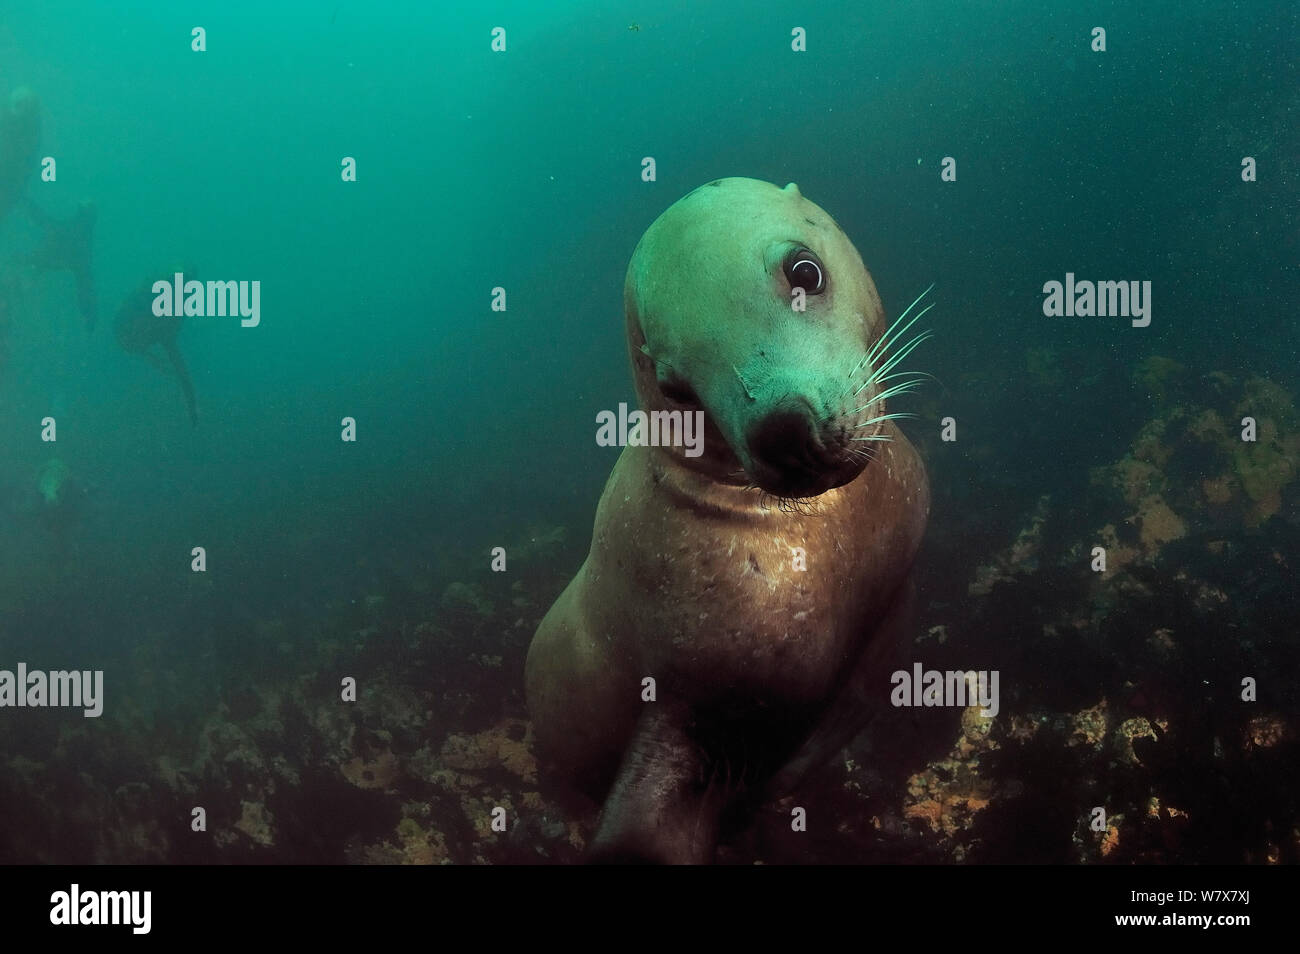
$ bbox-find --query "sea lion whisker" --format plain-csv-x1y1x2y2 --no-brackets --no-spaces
846,283,935,380
844,445,882,463
868,369,939,392
875,369,934,385
845,390,917,418
837,371,927,411
848,380,924,413
888,282,936,331
850,293,935,382
842,321,933,405
876,380,924,399
851,329,934,398
861,323,935,384
853,412,916,429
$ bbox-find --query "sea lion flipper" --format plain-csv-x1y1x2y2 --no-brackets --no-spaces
163,339,199,427
588,698,726,864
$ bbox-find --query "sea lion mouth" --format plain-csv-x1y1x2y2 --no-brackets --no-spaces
745,407,866,498
750,469,857,500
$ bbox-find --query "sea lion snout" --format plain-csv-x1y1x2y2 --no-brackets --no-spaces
746,399,866,497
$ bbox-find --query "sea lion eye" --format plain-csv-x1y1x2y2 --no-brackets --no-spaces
783,248,825,295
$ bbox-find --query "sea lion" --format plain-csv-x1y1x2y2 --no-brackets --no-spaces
36,457,70,507
27,200,97,330
0,87,97,329
0,87,41,225
114,273,199,427
526,178,931,863
33,456,90,551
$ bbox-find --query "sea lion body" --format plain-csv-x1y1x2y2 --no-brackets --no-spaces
29,201,97,330
114,276,199,427
0,87,97,330
0,88,40,224
529,435,925,768
526,178,929,862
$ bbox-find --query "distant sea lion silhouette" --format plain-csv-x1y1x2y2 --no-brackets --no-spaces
37,457,71,506
0,87,40,225
27,201,97,331
114,272,199,427
526,178,931,863
0,88,97,330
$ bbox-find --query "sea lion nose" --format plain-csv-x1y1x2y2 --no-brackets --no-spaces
747,406,838,478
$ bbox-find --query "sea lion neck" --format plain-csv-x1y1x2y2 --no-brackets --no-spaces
642,444,800,521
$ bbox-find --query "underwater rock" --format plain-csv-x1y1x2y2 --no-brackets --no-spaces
1245,715,1286,749
234,799,275,846
1094,372,1298,534
968,495,1049,596
440,581,494,617
889,367,1300,864
1113,717,1160,765
1133,494,1186,550
390,815,450,865
1098,815,1122,858
341,744,400,791
902,700,999,851
1068,700,1109,749
0,562,599,864
440,717,537,784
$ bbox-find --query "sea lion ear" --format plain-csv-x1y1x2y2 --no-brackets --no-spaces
782,182,802,197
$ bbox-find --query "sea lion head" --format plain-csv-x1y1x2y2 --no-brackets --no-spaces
626,177,909,499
